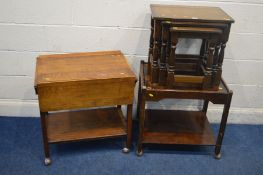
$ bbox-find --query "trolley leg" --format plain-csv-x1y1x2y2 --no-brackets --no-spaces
136,95,146,156
202,100,209,113
215,92,233,159
136,77,142,120
123,104,133,153
40,112,51,165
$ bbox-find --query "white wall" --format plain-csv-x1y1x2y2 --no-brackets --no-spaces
0,0,262,123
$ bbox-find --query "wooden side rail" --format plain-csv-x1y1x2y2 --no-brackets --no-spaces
174,75,204,84
170,27,222,36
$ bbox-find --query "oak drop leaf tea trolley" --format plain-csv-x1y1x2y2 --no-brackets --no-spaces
34,51,136,165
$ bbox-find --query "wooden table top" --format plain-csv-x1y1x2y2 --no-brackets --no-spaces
151,4,234,23
35,50,136,87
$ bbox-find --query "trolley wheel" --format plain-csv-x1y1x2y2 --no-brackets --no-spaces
136,149,143,157
44,158,52,166
214,153,221,159
122,147,130,153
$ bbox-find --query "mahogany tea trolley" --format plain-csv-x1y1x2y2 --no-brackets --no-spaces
137,5,234,158
35,51,136,165
137,61,233,158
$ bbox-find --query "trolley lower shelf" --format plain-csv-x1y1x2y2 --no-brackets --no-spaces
137,61,233,158
143,109,215,145
46,107,127,143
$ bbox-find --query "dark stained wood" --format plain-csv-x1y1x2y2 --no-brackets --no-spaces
40,112,50,159
151,20,161,84
216,43,227,86
142,62,229,103
166,32,177,88
137,61,233,157
202,42,215,89
147,18,154,76
215,91,233,157
151,4,234,23
202,100,209,113
125,104,133,149
158,21,169,85
170,27,223,34
143,110,215,145
148,5,234,90
174,75,204,84
139,5,234,157
167,27,222,89
46,108,126,143
175,62,197,71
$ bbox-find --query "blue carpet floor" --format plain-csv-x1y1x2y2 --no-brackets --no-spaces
0,116,262,175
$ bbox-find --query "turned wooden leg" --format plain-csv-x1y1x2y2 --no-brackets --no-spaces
212,43,221,88
166,32,178,88
147,18,154,75
40,112,51,165
151,19,161,84
215,91,233,159
214,43,226,87
123,104,133,153
159,22,169,86
203,42,215,89
137,94,146,156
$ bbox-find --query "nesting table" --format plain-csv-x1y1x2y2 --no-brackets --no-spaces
148,4,234,90
34,51,136,165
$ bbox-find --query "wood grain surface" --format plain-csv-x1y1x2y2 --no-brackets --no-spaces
143,109,216,145
46,108,126,143
151,4,234,23
35,50,136,111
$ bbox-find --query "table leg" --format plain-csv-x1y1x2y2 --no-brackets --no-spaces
136,77,142,120
123,104,133,153
202,100,209,113
136,94,146,156
40,112,51,165
215,91,233,159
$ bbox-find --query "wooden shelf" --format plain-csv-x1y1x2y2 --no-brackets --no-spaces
143,109,215,145
46,107,126,143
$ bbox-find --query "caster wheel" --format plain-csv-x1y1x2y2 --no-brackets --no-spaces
214,153,221,159
44,158,52,166
122,147,130,153
136,150,143,157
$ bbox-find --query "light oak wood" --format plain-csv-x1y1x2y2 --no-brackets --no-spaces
35,50,135,86
46,108,126,143
35,50,136,164
35,50,136,112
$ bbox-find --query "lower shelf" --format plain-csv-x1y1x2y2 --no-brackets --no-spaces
46,107,126,143
143,109,216,145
